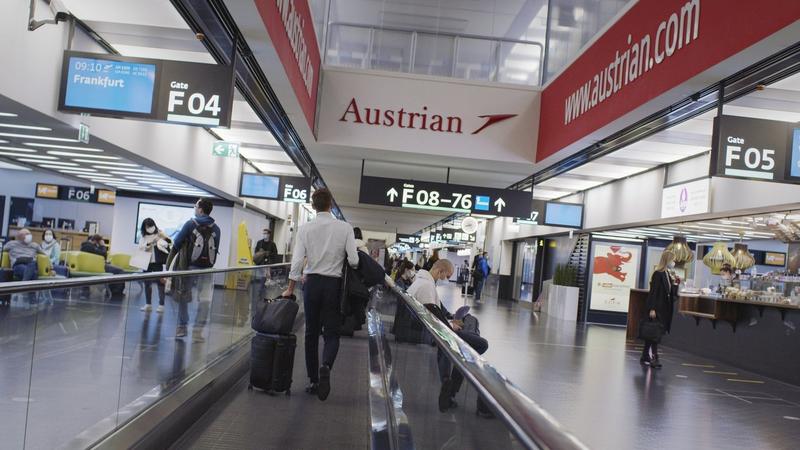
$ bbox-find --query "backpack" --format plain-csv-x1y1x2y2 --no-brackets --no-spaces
186,219,217,268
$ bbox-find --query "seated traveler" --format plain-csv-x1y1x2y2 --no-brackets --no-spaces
40,228,61,267
406,259,493,418
81,235,124,275
5,228,46,281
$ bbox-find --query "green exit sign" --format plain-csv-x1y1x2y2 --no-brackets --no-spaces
78,123,90,144
212,141,239,158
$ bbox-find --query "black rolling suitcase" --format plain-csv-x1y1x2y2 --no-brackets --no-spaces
249,332,296,395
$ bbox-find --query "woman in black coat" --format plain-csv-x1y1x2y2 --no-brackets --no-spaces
641,250,679,368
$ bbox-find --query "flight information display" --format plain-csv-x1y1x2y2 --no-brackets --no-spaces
544,202,584,228
62,55,157,115
240,173,281,199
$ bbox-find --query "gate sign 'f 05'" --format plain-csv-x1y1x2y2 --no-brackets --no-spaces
359,175,531,218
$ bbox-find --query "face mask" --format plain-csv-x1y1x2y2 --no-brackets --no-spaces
721,274,731,281
44,234,54,243
263,234,270,239
24,234,32,244
403,270,416,280
667,261,675,269
146,226,156,234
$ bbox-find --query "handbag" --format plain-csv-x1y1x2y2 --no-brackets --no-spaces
639,318,665,343
252,295,299,335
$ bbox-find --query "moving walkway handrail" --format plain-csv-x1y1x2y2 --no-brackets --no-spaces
0,263,290,294
384,275,588,450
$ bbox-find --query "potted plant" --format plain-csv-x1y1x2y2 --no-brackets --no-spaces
544,264,580,320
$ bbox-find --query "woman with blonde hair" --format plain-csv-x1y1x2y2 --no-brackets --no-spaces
640,250,679,368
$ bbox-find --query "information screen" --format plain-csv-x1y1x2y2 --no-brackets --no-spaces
544,202,583,228
240,173,281,199
135,202,195,244
765,252,787,267
62,55,157,115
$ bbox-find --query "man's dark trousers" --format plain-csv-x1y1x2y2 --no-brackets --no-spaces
303,274,343,382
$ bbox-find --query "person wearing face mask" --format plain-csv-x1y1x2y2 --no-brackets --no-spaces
394,260,416,290
40,229,61,267
253,228,278,265
406,259,492,417
641,250,679,368
391,260,425,344
138,218,170,312
5,228,47,281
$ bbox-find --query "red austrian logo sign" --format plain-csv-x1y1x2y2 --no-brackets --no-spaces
339,97,516,135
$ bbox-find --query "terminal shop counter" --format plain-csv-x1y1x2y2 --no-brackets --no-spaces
627,289,800,385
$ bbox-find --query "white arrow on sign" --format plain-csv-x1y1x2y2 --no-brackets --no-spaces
494,197,506,212
387,187,399,202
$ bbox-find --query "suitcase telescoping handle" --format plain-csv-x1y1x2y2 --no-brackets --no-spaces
264,294,297,303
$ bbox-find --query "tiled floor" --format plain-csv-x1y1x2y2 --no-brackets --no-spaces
438,283,800,450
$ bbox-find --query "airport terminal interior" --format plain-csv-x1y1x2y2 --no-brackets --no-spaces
2,0,800,449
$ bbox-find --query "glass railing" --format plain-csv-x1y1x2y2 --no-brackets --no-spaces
0,264,290,450
325,22,544,86
367,276,588,449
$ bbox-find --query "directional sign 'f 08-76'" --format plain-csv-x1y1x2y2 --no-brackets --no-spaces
359,175,531,218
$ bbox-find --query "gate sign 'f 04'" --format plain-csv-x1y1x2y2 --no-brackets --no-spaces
359,175,531,218
58,51,234,127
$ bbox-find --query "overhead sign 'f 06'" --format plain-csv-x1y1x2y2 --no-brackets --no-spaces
359,175,532,218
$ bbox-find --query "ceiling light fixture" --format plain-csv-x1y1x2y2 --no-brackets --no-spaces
75,160,138,167
34,162,80,167
0,112,18,117
109,169,157,174
0,133,77,142
57,168,99,174
25,142,104,152
0,123,52,131
47,151,120,160
0,152,56,159
0,145,36,153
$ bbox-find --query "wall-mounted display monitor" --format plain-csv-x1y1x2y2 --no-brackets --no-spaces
764,251,787,267
58,51,234,127
135,202,195,243
240,173,281,200
62,55,157,115
544,202,583,228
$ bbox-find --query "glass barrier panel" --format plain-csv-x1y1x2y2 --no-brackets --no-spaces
412,33,456,77
326,24,372,69
454,38,498,82
497,41,541,86
370,29,413,72
0,288,42,450
0,265,290,449
24,280,132,449
370,286,525,449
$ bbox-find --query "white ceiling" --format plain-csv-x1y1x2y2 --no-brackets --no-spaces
57,0,300,181
0,94,209,196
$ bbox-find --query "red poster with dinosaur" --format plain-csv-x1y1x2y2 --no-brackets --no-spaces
590,244,641,313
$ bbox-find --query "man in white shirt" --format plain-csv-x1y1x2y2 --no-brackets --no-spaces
406,259,490,416
283,188,358,401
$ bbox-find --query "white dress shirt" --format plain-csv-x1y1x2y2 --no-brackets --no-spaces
289,212,359,281
406,269,439,306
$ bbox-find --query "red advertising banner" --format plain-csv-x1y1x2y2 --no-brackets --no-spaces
537,0,800,163
254,0,321,132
